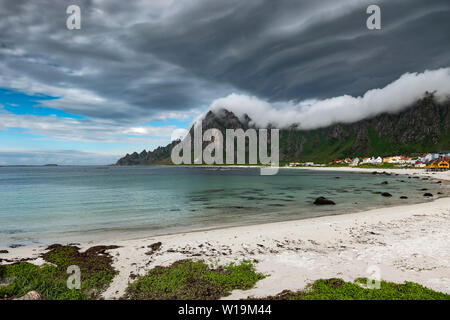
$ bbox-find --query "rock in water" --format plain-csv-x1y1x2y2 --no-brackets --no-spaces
400,196,408,199
381,192,392,197
423,193,433,197
381,181,389,185
14,291,45,300
314,197,336,205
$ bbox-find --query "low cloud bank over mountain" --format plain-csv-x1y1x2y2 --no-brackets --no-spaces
209,68,450,130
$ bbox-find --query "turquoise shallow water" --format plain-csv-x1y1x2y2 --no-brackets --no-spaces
0,166,447,247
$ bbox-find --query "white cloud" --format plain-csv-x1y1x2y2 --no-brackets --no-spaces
170,128,189,142
0,106,181,143
122,126,176,136
209,68,450,129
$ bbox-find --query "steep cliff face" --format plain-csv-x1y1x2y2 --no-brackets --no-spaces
116,94,450,165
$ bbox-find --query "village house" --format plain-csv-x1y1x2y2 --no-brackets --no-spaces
350,158,360,167
371,156,383,165
361,157,371,164
383,156,411,164
414,161,426,168
427,157,450,171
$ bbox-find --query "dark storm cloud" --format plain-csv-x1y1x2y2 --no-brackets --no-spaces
128,0,450,100
0,0,449,122
0,0,232,122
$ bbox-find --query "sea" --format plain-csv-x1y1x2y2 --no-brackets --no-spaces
0,166,447,247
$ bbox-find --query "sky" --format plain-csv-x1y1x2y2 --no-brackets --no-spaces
0,0,449,165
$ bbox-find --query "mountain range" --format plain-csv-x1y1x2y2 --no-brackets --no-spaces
116,93,450,165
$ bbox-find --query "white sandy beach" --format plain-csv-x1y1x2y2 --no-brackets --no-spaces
2,168,449,299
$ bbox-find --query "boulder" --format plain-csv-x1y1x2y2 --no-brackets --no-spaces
400,196,408,199
423,193,433,197
313,197,336,205
381,192,392,197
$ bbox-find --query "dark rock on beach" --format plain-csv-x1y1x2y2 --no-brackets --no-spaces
0,250,9,254
381,192,392,197
423,193,433,197
314,197,336,205
400,196,408,199
145,242,162,255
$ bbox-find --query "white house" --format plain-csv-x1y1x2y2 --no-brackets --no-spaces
350,158,360,167
371,157,383,165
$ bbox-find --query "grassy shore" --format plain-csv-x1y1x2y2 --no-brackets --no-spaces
0,244,118,300
2,255,449,300
261,278,450,300
125,259,265,300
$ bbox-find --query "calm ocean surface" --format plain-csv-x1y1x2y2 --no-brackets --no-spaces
0,166,447,247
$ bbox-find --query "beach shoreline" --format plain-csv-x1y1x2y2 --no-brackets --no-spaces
1,167,449,299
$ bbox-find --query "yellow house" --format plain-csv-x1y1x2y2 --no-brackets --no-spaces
428,158,450,170
437,160,450,169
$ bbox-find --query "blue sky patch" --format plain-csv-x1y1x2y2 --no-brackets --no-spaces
0,88,83,119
